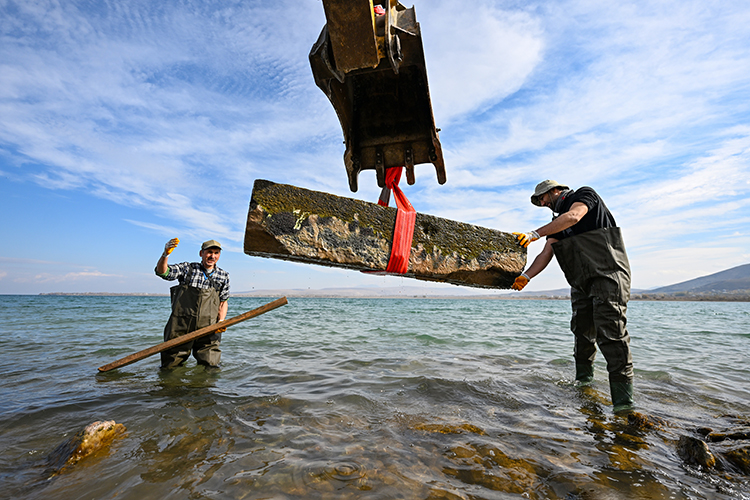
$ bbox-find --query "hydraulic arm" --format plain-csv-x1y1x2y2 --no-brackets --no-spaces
310,0,446,192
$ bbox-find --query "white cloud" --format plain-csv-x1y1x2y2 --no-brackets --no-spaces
0,0,335,238
32,270,122,283
1,0,750,292
430,0,750,189
420,1,544,123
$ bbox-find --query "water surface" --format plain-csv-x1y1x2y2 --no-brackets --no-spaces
1,296,748,499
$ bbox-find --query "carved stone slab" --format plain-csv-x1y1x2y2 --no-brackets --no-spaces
244,179,526,289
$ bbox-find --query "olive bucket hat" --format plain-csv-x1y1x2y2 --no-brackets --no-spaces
531,180,569,206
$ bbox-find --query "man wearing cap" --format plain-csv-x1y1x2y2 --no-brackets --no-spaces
512,181,634,412
155,239,230,368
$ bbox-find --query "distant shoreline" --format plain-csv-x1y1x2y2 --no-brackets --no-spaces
29,292,750,302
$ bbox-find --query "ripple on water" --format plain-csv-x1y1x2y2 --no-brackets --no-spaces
315,460,367,481
2,297,750,499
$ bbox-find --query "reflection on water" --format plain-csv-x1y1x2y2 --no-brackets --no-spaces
0,296,748,499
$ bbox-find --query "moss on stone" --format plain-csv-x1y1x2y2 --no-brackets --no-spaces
251,179,520,261
246,179,525,288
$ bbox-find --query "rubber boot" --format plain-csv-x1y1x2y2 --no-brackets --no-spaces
575,363,595,386
610,381,634,413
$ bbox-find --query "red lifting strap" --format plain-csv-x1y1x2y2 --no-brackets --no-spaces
376,167,416,274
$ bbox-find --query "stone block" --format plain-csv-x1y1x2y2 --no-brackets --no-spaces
244,180,525,289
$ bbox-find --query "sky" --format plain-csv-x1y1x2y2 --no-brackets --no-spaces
1,0,749,295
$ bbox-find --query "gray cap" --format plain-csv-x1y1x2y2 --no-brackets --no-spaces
531,180,569,206
201,239,222,250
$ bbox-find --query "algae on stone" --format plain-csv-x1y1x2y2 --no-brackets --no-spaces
244,179,525,289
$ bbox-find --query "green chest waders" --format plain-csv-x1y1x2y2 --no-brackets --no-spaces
552,227,634,411
161,284,222,368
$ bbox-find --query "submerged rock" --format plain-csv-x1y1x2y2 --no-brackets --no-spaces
627,411,668,431
704,428,750,443
689,418,750,475
410,422,487,436
677,435,716,469
47,420,126,474
723,446,750,474
442,442,546,496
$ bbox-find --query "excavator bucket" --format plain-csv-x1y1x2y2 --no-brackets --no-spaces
310,0,446,192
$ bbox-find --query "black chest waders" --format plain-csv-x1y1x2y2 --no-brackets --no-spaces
552,227,634,412
161,284,222,368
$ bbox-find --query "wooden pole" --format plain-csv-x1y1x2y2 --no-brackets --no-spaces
97,297,288,372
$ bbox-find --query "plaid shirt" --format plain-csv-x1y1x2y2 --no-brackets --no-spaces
160,262,230,301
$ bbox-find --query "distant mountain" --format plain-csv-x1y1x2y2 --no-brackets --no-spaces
651,263,750,293
231,264,750,299
234,285,573,299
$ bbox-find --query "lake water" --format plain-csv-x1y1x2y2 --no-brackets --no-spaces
0,295,748,499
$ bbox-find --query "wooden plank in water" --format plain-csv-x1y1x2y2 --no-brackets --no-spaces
97,297,288,372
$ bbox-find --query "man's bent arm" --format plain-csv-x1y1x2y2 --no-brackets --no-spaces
218,300,228,322
156,239,179,277
155,254,169,276
536,202,588,237
525,238,557,279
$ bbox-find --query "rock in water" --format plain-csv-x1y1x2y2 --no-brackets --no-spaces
244,180,525,288
627,411,668,430
723,446,750,474
677,435,716,469
47,420,126,474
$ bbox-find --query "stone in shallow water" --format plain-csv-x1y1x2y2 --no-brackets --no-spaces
627,411,668,430
677,435,716,469
244,179,525,289
722,446,750,474
47,420,126,474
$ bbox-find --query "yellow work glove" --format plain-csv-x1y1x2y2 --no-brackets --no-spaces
512,231,540,248
512,273,530,291
214,327,227,334
163,238,180,257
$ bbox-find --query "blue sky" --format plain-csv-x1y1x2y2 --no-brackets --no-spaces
1,0,749,295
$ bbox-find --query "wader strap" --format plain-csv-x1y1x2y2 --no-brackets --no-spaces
201,267,219,291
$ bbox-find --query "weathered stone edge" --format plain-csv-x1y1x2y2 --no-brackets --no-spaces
244,179,526,289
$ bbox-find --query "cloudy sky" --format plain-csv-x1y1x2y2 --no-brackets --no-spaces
1,0,749,295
